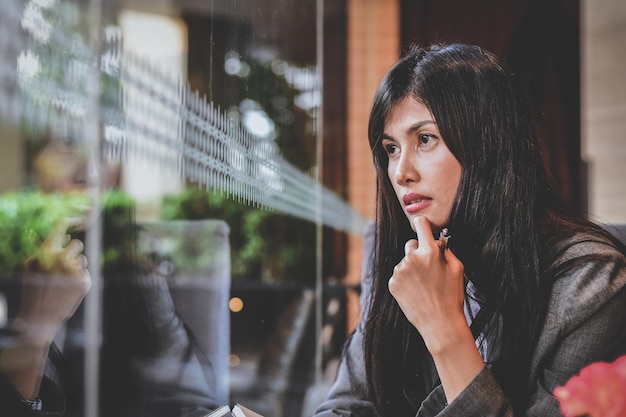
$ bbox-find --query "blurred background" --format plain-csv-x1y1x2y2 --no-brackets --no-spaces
0,0,624,416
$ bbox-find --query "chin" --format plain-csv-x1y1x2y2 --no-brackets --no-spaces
407,214,445,236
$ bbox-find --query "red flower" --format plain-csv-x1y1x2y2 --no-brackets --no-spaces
554,354,626,417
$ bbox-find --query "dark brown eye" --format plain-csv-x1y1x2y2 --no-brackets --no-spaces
384,143,399,155
418,133,435,146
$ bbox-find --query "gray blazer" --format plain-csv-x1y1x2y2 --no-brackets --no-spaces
313,230,626,417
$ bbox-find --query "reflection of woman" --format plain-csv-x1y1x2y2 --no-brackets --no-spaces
0,136,219,416
314,43,626,416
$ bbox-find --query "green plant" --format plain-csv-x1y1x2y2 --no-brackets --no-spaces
160,188,316,282
0,191,90,279
100,189,138,266
0,189,139,280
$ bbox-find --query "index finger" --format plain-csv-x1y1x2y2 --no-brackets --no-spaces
46,217,82,248
412,216,435,246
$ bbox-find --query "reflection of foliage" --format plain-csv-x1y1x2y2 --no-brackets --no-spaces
100,190,139,267
18,0,122,140
137,220,228,277
226,55,317,172
252,62,315,171
0,191,90,279
19,0,92,109
161,188,316,282
0,190,138,280
197,53,319,282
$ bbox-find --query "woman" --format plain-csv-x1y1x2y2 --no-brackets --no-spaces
0,134,220,416
314,43,626,416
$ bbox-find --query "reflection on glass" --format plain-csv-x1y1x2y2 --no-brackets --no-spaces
1,0,361,416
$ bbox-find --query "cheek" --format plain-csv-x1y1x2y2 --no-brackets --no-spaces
440,163,461,202
387,165,402,198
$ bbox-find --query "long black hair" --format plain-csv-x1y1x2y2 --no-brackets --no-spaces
363,43,618,416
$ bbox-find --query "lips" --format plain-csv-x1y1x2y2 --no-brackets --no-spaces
403,193,432,213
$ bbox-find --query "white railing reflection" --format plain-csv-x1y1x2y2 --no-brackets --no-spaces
0,0,366,235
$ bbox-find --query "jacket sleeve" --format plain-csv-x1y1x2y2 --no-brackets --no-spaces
311,321,380,417
0,369,66,417
417,240,626,417
107,272,221,417
312,221,379,417
315,231,626,417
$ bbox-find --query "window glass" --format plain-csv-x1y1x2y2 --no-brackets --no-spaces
0,0,360,416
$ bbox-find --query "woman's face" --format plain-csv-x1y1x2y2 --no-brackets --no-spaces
31,137,120,229
382,97,461,235
32,138,90,194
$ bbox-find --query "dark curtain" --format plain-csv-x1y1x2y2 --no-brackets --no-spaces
401,0,583,214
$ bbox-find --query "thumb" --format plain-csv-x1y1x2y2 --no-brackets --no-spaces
443,244,464,277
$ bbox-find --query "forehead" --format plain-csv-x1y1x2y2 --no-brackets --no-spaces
384,97,434,132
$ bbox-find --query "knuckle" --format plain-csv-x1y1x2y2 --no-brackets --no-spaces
450,258,464,273
405,251,420,263
420,245,436,257
388,277,396,292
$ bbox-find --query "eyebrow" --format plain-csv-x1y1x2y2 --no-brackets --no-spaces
382,120,437,141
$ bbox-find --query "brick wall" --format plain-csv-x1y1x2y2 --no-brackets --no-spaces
345,0,400,331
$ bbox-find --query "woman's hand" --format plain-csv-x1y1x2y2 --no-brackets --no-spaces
1,218,91,400
388,216,466,349
17,217,91,346
388,216,484,403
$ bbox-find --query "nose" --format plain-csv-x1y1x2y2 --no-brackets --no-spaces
71,159,88,188
393,151,418,185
